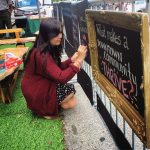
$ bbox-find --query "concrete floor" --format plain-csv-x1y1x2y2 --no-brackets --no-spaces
62,83,118,150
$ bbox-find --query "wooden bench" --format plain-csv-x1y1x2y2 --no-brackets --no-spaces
0,48,28,103
0,37,36,45
0,29,35,103
0,28,23,38
0,28,36,46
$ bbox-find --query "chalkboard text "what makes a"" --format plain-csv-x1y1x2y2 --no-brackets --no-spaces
96,24,129,50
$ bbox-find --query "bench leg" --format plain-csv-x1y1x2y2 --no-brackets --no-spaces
9,70,19,96
0,82,11,103
0,84,5,103
0,70,19,103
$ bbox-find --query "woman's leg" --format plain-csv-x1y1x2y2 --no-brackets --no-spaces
60,94,77,109
44,93,76,119
60,92,74,104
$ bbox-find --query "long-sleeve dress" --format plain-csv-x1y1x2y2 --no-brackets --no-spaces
21,48,79,117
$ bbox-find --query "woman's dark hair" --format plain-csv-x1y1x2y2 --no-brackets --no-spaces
25,18,63,67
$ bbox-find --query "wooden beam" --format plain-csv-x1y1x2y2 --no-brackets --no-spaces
0,37,36,44
0,28,23,34
15,32,20,38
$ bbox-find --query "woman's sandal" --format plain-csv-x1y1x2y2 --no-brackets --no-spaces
43,115,59,120
44,116,53,120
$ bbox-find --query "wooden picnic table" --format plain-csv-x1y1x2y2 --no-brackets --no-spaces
0,47,28,103
0,28,36,46
0,37,36,45
0,47,28,59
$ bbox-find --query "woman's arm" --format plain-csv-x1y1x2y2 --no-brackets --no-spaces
61,52,78,70
61,58,72,70
45,54,80,84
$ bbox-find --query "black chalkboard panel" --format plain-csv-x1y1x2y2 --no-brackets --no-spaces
61,2,75,56
71,3,79,51
77,0,91,64
61,2,73,46
72,14,79,50
95,21,144,117
53,3,62,22
53,3,58,19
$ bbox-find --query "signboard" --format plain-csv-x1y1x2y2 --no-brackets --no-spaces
71,3,79,51
95,21,144,117
86,10,150,147
53,3,58,18
61,1,90,62
61,2,74,56
76,0,90,64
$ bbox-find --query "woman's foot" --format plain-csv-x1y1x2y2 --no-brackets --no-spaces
60,96,77,109
43,115,59,120
43,116,53,120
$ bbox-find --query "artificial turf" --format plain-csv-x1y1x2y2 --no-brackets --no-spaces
0,43,64,150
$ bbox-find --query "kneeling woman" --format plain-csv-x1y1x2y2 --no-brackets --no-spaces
21,18,87,119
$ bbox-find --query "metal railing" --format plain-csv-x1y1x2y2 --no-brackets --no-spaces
82,61,147,150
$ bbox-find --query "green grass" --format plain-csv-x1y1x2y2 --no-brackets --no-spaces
25,42,34,51
0,43,64,150
0,44,16,50
0,73,64,150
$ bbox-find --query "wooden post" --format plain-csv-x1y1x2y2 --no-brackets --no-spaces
15,32,20,38
0,84,5,103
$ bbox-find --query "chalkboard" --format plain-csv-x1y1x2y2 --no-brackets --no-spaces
86,10,150,147
53,4,57,18
61,0,89,57
71,3,79,51
61,2,74,54
58,2,63,22
95,21,144,117
62,3,72,35
77,0,91,64
64,0,90,63
53,3,62,21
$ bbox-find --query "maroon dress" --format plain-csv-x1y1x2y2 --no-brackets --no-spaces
21,48,79,117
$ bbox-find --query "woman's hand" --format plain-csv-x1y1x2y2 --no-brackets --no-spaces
72,45,87,69
77,45,87,61
71,52,78,62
